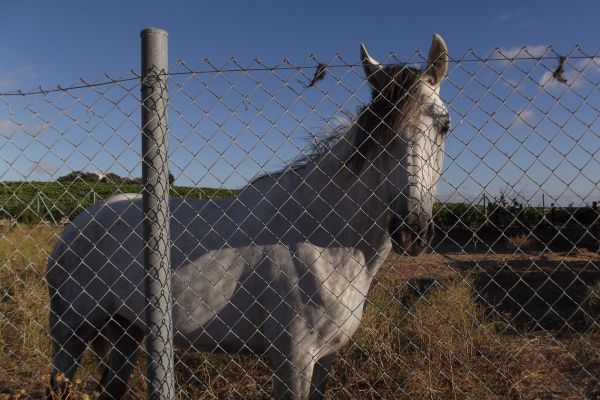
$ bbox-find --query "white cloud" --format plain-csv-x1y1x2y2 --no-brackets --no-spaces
539,57,600,90
0,66,37,90
31,162,60,176
573,56,600,81
493,13,511,26
0,120,19,136
0,119,50,138
516,109,535,125
538,70,559,89
502,78,519,89
498,45,549,60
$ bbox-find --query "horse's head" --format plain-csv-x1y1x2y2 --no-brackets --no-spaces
358,34,449,256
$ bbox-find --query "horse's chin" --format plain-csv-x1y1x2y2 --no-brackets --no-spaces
390,219,434,256
391,232,428,256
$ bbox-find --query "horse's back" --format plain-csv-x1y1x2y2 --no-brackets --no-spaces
49,193,234,273
46,194,248,325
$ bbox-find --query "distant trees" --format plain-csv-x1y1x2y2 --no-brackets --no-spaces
57,171,175,185
433,190,600,233
57,171,107,183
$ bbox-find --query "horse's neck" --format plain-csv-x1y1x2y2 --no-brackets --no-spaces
298,132,393,274
242,123,394,275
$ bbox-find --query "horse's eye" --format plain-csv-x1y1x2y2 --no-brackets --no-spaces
428,104,450,135
440,118,450,135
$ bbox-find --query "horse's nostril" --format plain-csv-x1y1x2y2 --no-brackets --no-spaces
413,221,432,239
407,220,434,250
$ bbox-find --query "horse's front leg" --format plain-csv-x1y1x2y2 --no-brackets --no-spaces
308,353,335,400
269,342,315,400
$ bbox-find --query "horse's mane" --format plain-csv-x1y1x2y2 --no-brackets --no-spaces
250,111,355,184
250,64,423,185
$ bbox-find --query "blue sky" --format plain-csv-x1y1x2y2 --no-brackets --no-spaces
1,1,599,205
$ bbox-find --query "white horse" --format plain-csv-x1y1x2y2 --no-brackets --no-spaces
47,34,449,399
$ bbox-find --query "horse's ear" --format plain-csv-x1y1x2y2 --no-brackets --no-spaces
424,34,448,87
360,43,386,90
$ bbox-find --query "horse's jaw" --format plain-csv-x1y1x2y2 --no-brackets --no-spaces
389,217,435,256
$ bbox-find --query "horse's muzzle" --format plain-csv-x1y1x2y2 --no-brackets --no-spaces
390,217,435,256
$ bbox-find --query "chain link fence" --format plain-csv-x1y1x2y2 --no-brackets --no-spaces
0,31,599,399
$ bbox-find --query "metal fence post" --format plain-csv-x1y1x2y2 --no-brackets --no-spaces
140,27,175,400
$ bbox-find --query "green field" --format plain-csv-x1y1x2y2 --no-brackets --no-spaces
0,181,237,223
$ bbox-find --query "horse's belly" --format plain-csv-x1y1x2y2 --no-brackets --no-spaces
171,253,267,353
172,300,268,353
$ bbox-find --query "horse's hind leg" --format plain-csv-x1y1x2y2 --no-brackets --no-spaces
96,316,144,400
50,331,87,381
48,315,94,397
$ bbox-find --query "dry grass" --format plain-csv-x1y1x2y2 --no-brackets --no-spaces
1,224,599,399
330,269,600,399
0,224,56,399
507,233,540,251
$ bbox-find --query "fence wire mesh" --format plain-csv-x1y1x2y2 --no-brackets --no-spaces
1,41,600,400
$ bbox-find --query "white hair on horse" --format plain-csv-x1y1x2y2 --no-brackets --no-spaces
47,34,449,400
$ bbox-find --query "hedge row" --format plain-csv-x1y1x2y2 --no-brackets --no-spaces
1,181,598,228
0,181,236,223
433,202,599,231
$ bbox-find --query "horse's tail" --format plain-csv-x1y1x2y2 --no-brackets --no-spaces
48,193,143,321
47,203,109,397
47,193,139,296
47,201,103,315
